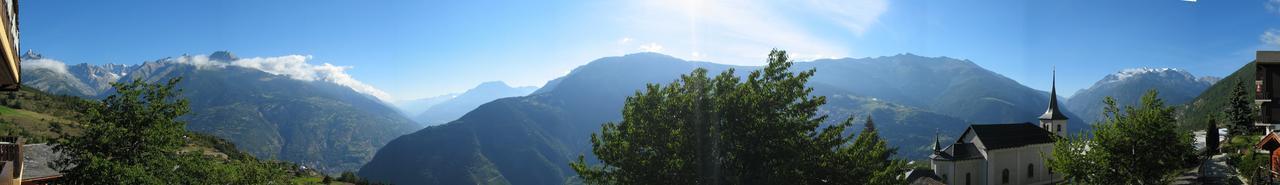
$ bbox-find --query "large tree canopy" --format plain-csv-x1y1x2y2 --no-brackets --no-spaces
53,78,291,184
1047,90,1196,184
570,49,906,184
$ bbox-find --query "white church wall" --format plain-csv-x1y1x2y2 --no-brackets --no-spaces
986,148,1019,185
932,158,985,185
957,159,985,185
984,143,1057,185
932,160,954,184
1016,143,1054,184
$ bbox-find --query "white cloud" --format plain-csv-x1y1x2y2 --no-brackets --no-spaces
616,0,888,65
22,58,70,75
618,37,633,44
801,0,888,35
170,55,228,69
639,43,665,52
20,53,393,101
231,55,318,80
1262,29,1280,47
1268,0,1280,14
690,51,705,60
230,55,393,101
164,54,394,101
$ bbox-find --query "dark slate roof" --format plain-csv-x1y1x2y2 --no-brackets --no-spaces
932,143,983,161
906,169,944,185
1039,71,1069,120
952,143,983,160
910,177,946,185
968,123,1055,150
22,144,66,179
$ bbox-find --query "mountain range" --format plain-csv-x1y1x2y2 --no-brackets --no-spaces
19,51,419,174
20,50,1224,183
359,53,1088,185
20,50,130,97
407,81,537,126
1066,68,1218,124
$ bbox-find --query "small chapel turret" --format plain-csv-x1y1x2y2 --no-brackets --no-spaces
1039,69,1069,137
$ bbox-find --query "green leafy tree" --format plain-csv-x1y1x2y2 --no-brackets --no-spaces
570,49,907,184
52,78,291,184
1226,77,1254,135
1047,90,1197,184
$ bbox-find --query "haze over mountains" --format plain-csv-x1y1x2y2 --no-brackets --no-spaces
406,81,537,126
20,51,418,174
393,93,456,116
1066,68,1218,124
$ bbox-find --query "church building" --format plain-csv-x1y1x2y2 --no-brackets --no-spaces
928,71,1066,185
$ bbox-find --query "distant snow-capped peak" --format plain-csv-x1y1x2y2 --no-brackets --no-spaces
21,50,41,60
1103,67,1195,84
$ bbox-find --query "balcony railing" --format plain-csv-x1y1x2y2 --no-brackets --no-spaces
1257,110,1274,126
1260,80,1271,100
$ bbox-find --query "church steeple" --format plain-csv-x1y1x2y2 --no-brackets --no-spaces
1039,68,1068,120
1039,68,1068,137
932,131,942,152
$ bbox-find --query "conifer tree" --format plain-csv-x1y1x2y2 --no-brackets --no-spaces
864,114,876,133
1226,77,1254,135
1207,114,1219,155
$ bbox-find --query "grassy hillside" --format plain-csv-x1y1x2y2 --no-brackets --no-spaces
0,86,93,143
1178,62,1253,131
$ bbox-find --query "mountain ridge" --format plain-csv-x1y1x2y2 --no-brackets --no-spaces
411,81,537,126
360,52,1073,184
1067,67,1216,124
19,51,419,174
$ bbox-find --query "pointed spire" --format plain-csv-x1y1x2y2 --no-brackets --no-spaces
932,131,942,152
1039,67,1069,120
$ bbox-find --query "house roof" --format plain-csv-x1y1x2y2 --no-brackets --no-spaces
22,144,65,179
1258,51,1280,64
1258,132,1280,151
906,169,944,185
966,123,1056,150
932,143,984,161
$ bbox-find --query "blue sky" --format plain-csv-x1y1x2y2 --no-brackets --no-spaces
18,0,1280,101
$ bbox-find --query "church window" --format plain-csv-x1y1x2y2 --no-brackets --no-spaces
1028,164,1035,178
1057,125,1062,132
1002,169,1010,184
966,173,971,185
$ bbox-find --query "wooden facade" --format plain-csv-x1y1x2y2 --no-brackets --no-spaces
1257,133,1280,181
0,0,16,91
